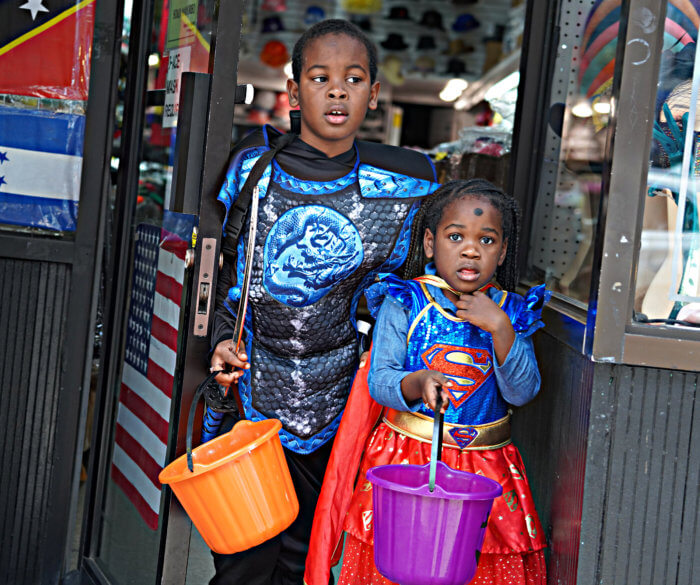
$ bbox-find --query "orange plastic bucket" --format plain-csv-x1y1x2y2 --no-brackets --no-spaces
159,418,299,554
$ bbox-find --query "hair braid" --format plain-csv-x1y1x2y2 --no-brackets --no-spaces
400,203,428,279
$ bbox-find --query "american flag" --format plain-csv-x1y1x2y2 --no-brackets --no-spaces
111,215,191,530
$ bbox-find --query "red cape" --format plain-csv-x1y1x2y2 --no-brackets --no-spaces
304,353,383,585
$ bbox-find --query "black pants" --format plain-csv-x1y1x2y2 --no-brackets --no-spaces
209,427,335,585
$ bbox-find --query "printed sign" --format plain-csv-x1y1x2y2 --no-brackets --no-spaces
163,45,191,129
165,0,197,51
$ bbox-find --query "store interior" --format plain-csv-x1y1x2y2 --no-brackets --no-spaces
127,0,526,222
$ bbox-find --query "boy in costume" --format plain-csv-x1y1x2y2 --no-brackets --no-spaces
207,19,439,585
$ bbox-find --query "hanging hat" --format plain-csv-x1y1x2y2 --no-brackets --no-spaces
444,38,475,55
380,55,405,86
350,14,372,31
420,9,444,30
452,13,480,32
444,57,468,76
387,6,411,20
260,40,289,67
262,15,285,33
343,0,383,14
304,6,325,26
413,55,436,74
380,33,409,51
417,35,437,51
261,0,287,11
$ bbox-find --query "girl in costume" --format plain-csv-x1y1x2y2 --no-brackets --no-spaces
338,179,549,585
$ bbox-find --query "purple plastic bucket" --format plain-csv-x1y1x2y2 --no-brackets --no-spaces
367,461,503,585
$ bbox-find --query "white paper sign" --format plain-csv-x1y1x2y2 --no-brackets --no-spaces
163,46,191,129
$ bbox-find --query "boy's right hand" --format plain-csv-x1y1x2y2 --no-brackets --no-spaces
401,370,453,413
210,340,250,387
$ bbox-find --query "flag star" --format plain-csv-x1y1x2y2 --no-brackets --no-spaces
19,0,49,20
0,176,6,189
0,152,8,164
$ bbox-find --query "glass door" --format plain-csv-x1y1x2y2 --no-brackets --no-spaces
81,1,245,583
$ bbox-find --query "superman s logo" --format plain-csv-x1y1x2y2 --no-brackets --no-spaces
421,344,493,408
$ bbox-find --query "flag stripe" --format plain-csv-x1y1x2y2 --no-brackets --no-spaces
118,382,169,445
116,397,168,464
0,107,85,156
122,363,171,419
0,193,77,231
115,423,163,489
148,334,177,375
156,248,186,280
146,358,174,400
0,147,82,200
160,236,189,259
150,316,178,362
110,464,160,530
153,291,181,332
112,445,162,514
155,271,183,305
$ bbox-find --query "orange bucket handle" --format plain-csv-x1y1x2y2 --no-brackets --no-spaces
186,369,225,472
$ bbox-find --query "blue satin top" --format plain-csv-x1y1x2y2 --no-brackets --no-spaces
366,270,550,425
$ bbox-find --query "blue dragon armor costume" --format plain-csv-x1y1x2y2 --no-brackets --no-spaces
210,126,440,454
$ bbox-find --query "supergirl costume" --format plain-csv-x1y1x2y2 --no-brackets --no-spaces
208,126,440,585
304,273,550,585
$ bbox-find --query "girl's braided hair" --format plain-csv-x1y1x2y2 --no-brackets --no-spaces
403,179,521,291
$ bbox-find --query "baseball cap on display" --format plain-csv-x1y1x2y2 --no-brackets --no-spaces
262,15,285,33
304,6,325,26
261,0,286,11
452,13,480,32
260,40,289,67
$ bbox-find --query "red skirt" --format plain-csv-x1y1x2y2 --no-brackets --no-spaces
343,421,547,556
338,533,546,585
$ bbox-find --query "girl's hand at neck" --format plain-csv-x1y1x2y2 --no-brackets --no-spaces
453,291,515,366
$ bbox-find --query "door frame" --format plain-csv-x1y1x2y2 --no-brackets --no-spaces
79,1,246,583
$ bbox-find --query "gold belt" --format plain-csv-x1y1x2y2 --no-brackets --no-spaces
383,408,512,450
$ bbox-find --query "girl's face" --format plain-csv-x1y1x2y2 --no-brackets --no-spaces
286,33,380,157
423,196,507,297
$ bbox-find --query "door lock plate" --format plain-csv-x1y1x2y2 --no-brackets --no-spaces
193,237,217,337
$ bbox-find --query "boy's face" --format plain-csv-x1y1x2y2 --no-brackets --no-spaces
287,34,380,157
423,196,508,297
